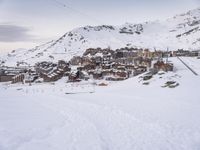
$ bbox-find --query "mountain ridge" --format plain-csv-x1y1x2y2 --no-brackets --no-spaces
1,7,200,66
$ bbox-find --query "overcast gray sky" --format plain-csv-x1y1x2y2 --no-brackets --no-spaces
0,0,199,52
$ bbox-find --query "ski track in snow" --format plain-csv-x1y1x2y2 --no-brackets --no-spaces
3,92,199,150
35,95,200,150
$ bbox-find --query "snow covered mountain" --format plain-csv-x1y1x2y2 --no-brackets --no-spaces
1,7,200,66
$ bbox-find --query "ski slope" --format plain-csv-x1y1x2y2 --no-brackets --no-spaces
0,57,200,150
180,57,200,75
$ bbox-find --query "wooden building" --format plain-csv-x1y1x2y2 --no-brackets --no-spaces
153,61,173,72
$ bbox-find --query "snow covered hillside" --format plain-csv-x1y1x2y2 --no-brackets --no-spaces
1,7,200,66
0,57,200,150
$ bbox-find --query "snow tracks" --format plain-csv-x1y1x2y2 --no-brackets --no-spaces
29,95,199,150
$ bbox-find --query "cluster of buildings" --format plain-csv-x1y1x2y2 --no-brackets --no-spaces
35,60,71,82
172,49,200,57
0,67,28,83
0,66,40,84
1,47,199,84
69,48,152,81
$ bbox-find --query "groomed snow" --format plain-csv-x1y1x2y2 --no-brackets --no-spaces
0,57,200,150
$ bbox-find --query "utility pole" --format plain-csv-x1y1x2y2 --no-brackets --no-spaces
166,47,169,63
154,47,159,61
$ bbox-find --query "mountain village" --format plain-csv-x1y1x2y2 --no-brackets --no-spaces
1,2,200,149
0,48,199,85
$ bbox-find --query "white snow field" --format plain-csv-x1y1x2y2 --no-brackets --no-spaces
0,57,200,150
